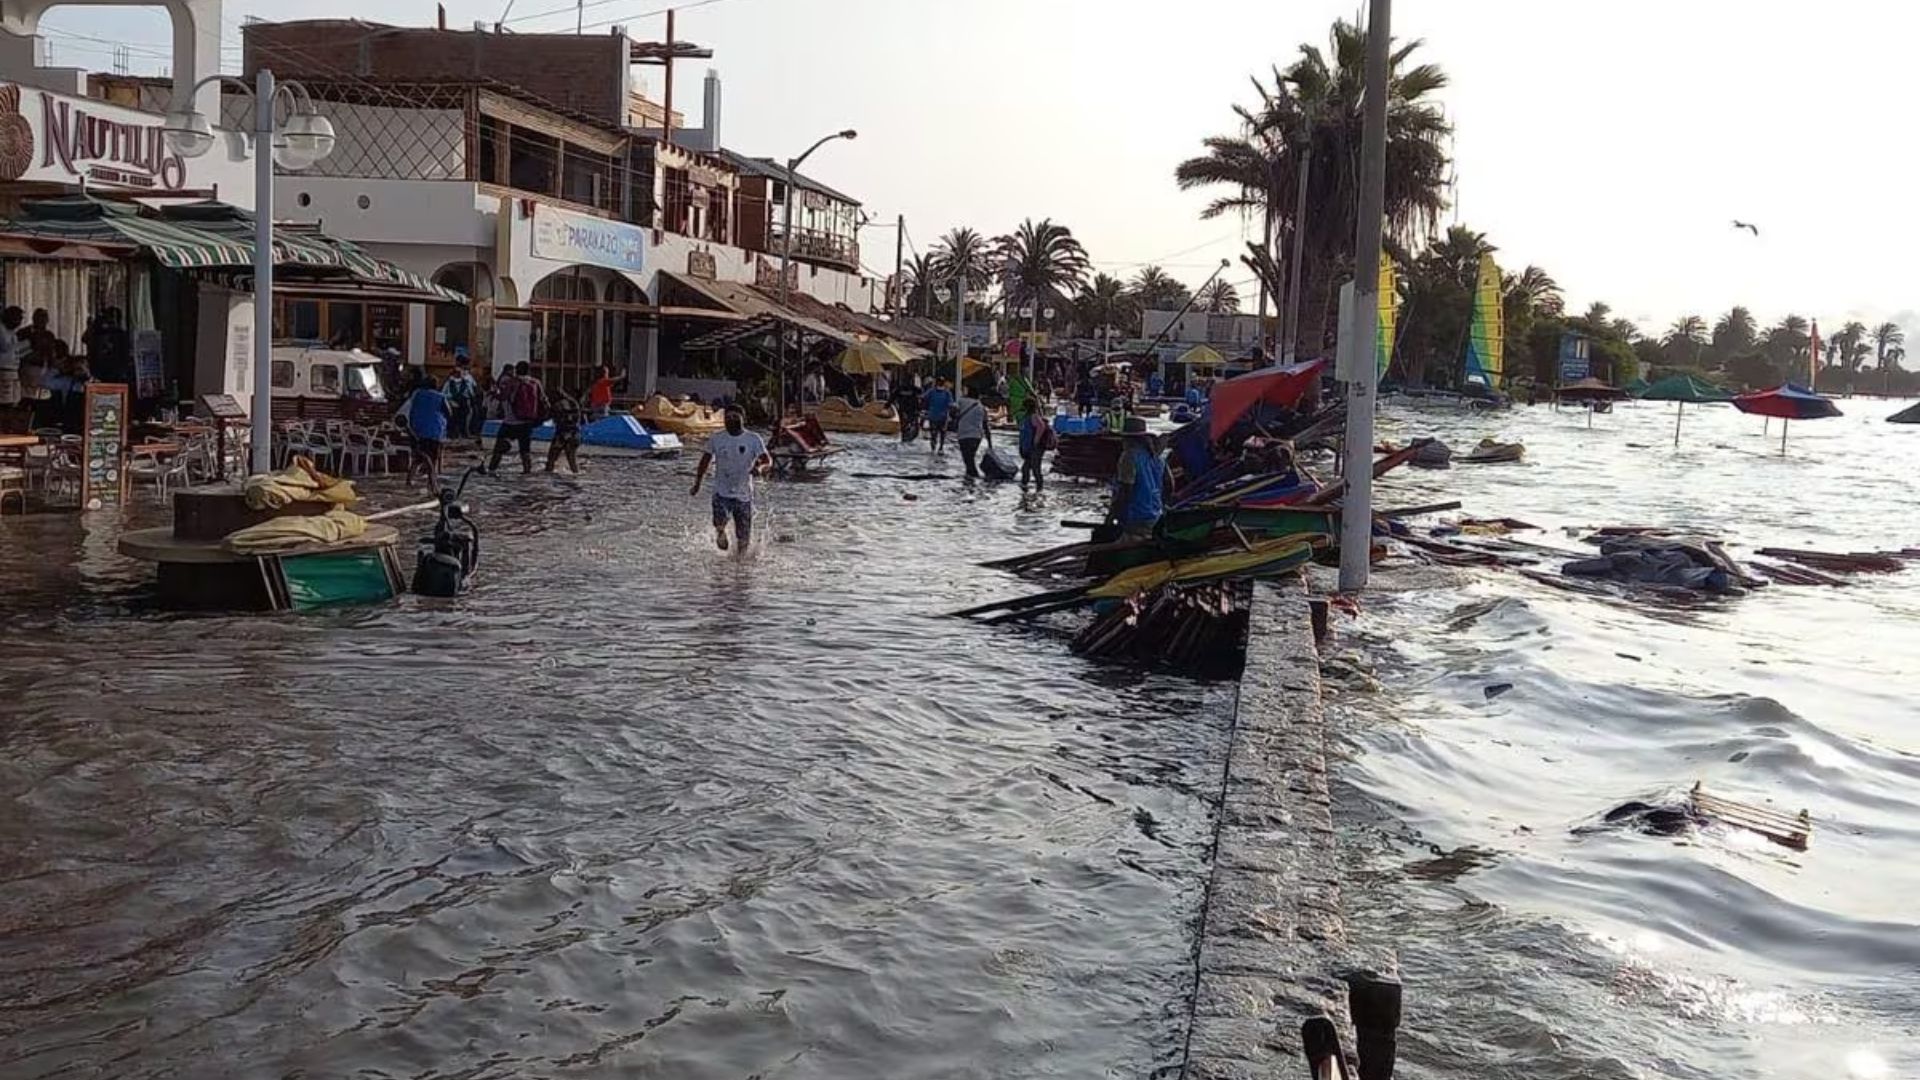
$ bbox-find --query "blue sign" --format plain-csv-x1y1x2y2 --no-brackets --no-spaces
530,203,646,272
1558,332,1591,382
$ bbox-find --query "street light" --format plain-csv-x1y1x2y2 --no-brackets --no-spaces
776,128,856,422
164,70,335,474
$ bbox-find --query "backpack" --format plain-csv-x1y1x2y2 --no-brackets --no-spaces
510,376,542,422
446,374,474,403
1039,417,1059,452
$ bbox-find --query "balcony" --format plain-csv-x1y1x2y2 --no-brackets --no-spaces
769,222,860,273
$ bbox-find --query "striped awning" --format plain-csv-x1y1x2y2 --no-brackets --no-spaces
0,196,466,304
0,195,254,267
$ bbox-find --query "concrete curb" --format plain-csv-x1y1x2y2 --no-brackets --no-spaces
1181,581,1353,1080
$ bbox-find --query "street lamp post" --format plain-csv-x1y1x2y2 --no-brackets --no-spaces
776,128,857,423
163,69,336,475
1337,0,1393,592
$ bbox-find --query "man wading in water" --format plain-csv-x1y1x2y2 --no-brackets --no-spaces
690,405,772,553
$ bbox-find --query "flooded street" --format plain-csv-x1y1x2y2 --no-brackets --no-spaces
0,439,1233,1079
1333,398,1920,1080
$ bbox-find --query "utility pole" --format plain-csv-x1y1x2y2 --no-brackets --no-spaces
1281,138,1312,364
1338,0,1391,593
892,213,904,317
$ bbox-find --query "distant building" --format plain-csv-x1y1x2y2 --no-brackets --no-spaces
1141,309,1266,362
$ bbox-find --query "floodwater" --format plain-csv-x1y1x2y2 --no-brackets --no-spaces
0,437,1236,1079
1332,397,1920,1080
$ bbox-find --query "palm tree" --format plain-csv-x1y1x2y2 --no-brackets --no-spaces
1711,306,1757,362
1198,278,1241,314
902,252,941,317
1175,19,1451,357
1076,273,1139,346
1583,301,1613,326
1664,315,1707,366
1831,321,1871,373
1421,226,1492,288
996,219,1090,325
1872,321,1905,371
1131,265,1192,312
932,227,994,318
1763,315,1811,368
1503,265,1563,317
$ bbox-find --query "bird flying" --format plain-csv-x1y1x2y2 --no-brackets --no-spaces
1732,220,1760,236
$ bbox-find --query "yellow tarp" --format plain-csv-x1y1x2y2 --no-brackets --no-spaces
243,458,358,510
222,507,369,555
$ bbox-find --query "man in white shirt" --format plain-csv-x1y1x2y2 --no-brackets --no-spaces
690,405,772,552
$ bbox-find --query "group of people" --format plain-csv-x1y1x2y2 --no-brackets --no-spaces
0,305,133,429
393,358,622,489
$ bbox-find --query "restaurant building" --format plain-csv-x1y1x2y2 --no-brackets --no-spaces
237,17,897,400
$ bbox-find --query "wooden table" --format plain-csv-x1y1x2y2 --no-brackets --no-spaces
0,434,41,449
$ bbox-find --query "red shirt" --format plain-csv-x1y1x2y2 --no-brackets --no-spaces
588,376,615,408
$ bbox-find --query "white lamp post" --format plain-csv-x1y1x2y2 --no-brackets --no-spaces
164,69,336,475
776,128,856,422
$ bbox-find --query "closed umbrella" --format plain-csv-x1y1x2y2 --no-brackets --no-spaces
1733,383,1841,453
1636,373,1733,446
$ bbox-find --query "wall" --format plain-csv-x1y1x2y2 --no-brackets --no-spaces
1143,309,1264,348
243,22,629,128
275,178,493,255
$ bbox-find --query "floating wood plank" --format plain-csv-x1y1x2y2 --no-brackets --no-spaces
1691,782,1811,851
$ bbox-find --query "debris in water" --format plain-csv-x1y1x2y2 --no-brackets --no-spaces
1484,682,1514,700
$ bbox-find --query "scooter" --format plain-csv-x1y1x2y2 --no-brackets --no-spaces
412,466,481,596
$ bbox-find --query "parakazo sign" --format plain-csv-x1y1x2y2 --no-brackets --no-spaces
529,202,645,273
0,83,192,191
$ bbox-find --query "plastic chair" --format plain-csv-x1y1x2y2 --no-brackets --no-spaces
127,448,190,501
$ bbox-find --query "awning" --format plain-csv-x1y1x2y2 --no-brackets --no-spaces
0,196,466,304
0,195,254,267
665,272,853,350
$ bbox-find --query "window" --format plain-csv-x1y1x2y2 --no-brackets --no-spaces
478,118,503,184
530,269,600,391
327,304,363,350
288,300,322,342
310,364,341,395
345,364,386,402
509,125,558,195
271,360,296,389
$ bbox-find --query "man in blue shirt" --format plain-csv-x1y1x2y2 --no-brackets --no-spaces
922,376,955,453
403,373,452,490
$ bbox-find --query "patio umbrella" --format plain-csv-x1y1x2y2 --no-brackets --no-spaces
1555,377,1628,427
1208,359,1325,441
1636,373,1733,446
1733,383,1841,453
834,338,906,376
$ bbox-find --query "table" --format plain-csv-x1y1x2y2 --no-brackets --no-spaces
0,435,41,449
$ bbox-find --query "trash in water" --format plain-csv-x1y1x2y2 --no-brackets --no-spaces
1484,682,1514,700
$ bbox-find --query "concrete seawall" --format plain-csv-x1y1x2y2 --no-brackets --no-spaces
1180,581,1365,1080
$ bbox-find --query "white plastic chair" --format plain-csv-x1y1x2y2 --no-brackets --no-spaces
128,447,190,501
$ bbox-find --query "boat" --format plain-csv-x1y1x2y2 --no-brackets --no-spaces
1889,401,1920,424
1460,437,1524,464
769,415,845,474
1401,252,1514,412
807,395,900,435
481,414,682,458
632,394,726,437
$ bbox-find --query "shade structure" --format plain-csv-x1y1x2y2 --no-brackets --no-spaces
1637,373,1734,446
834,338,906,375
1555,377,1628,402
1176,344,1226,368
1890,401,1920,425
1625,377,1651,396
1734,383,1842,453
1208,359,1324,441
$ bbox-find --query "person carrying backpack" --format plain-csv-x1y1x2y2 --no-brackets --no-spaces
444,357,479,444
1017,396,1056,491
487,360,548,475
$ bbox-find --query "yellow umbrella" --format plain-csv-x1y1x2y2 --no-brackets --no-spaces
835,338,904,375
962,357,989,378
1176,344,1226,368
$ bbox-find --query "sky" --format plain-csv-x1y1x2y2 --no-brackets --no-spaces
27,0,1920,340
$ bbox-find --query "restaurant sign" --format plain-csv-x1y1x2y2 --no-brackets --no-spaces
529,202,646,273
0,83,196,191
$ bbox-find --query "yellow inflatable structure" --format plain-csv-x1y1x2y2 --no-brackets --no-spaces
633,395,727,437
808,396,901,435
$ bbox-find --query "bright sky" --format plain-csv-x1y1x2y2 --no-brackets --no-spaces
30,0,1918,339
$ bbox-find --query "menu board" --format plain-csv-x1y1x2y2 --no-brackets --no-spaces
133,329,165,400
81,382,129,508
200,393,247,421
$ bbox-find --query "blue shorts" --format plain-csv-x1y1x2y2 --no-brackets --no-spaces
711,494,754,540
